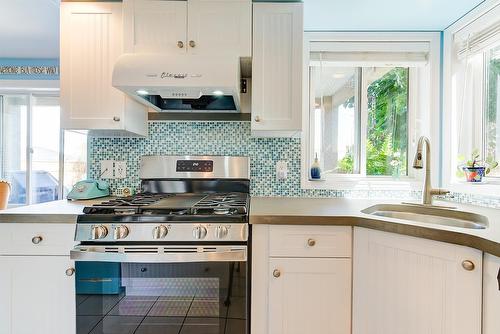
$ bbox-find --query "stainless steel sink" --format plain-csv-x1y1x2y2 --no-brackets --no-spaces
362,204,489,229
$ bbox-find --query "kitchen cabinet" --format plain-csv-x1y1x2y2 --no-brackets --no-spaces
252,225,352,334
251,3,303,137
60,2,148,137
0,256,75,334
483,253,500,334
123,0,251,57
353,227,482,334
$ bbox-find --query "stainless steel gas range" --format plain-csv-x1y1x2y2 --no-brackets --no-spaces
70,156,250,334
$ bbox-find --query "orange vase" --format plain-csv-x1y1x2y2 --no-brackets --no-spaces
0,181,11,210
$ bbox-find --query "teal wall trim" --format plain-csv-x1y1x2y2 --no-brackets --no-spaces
0,58,59,80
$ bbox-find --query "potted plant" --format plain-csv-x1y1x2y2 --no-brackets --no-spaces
457,150,498,182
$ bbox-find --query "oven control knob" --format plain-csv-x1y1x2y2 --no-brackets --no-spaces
215,225,229,239
113,225,129,240
153,225,168,239
91,225,108,240
193,226,208,240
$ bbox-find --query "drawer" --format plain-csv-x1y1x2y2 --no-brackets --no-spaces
269,225,352,258
0,224,76,256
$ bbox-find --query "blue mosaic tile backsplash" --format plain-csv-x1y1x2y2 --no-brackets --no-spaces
88,121,500,207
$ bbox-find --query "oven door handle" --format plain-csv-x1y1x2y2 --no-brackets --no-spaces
70,246,247,263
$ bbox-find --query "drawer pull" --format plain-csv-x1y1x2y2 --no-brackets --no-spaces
273,269,281,278
31,236,43,244
65,268,75,276
307,238,316,247
462,260,475,271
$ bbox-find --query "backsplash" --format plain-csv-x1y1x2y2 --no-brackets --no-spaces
88,121,499,207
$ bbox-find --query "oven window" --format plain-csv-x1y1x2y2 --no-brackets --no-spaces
75,261,247,334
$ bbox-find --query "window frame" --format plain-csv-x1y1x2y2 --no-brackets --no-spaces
301,32,442,191
0,86,64,207
443,1,500,195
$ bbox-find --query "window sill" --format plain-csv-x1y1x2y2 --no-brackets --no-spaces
302,175,421,191
446,179,500,197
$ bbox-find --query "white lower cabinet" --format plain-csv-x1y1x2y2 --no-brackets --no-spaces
0,256,75,334
268,257,351,334
353,227,482,334
483,253,500,334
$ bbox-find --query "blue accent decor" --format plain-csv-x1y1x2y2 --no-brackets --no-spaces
75,262,121,295
0,58,59,80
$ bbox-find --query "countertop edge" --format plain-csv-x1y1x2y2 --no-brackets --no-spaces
250,214,500,257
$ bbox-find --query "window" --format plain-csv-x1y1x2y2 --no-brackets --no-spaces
485,45,500,177
0,93,88,206
304,33,440,189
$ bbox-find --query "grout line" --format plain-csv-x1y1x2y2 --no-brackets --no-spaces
83,292,126,334
132,295,161,334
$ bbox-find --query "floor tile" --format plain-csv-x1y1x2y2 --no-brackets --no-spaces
225,319,246,334
187,297,227,318
134,317,184,334
77,295,124,316
89,315,143,334
76,315,102,334
108,296,157,316
77,294,91,306
179,317,226,334
148,297,193,317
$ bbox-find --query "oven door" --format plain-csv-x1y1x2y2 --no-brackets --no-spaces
71,245,248,334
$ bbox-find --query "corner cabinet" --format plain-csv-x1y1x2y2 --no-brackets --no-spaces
0,223,76,334
60,2,148,137
252,225,352,334
483,253,500,334
123,0,252,57
353,227,482,334
251,3,303,137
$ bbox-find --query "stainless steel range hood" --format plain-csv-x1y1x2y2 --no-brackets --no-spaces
112,53,241,113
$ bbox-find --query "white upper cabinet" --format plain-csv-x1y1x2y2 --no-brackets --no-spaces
252,3,303,137
60,2,148,137
353,227,482,334
123,0,187,54
123,0,251,57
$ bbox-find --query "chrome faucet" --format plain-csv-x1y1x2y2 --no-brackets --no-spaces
412,136,449,205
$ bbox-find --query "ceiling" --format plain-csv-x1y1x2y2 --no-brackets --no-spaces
0,0,486,59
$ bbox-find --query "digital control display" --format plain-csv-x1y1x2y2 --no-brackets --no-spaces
176,160,214,172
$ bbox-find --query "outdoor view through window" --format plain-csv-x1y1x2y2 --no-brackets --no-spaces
310,65,409,177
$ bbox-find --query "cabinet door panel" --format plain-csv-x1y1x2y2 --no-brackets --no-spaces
0,256,75,334
252,3,303,134
187,0,251,57
483,253,500,334
60,2,124,129
124,0,187,54
353,227,482,334
269,257,351,334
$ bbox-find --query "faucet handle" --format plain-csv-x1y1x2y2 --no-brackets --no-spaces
430,188,450,196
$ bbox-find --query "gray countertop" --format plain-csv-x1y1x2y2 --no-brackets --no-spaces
250,197,500,257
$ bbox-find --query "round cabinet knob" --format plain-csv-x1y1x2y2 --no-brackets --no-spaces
65,268,75,276
113,225,129,240
189,40,196,48
153,225,168,239
462,260,475,271
177,41,184,48
113,116,120,122
254,116,261,122
307,238,316,247
31,236,43,244
193,226,208,240
91,225,108,240
273,269,281,278
215,225,229,239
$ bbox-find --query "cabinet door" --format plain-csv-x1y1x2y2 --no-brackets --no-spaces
60,2,125,130
123,0,187,53
483,253,500,334
0,256,75,334
268,257,351,334
252,3,303,135
353,227,482,334
187,0,251,57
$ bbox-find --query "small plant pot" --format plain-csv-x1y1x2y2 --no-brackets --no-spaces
463,166,486,183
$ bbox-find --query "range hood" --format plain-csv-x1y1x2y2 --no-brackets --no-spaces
112,53,241,112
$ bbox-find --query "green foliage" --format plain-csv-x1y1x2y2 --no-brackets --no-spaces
337,67,409,176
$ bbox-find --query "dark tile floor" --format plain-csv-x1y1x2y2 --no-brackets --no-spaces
76,294,246,334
